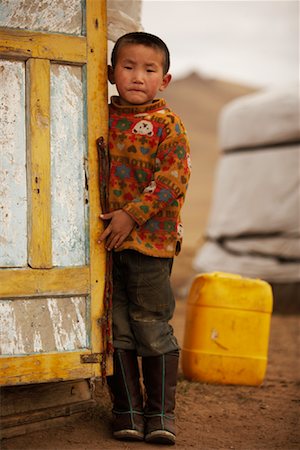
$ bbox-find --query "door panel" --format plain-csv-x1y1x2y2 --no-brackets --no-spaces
0,0,109,385
26,57,52,268
0,296,88,354
0,60,27,267
50,63,87,267
0,0,84,36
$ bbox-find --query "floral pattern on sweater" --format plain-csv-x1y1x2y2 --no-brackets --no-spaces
108,96,191,257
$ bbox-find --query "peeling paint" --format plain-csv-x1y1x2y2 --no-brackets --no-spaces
0,297,87,355
33,330,43,353
0,60,27,267
71,297,86,346
0,301,25,354
50,64,87,267
0,0,83,35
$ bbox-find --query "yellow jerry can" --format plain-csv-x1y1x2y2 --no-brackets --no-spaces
181,272,273,386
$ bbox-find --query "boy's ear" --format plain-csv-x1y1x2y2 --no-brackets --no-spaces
108,65,115,84
159,73,172,92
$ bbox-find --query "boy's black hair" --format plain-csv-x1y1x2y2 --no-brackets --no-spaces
111,31,170,74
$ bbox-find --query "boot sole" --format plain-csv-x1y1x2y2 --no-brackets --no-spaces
145,430,176,445
113,429,144,441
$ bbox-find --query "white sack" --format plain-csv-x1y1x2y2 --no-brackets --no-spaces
194,88,300,283
222,236,300,260
193,241,300,283
219,87,300,151
207,145,300,239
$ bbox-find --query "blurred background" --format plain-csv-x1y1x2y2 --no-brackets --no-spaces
107,0,299,308
142,0,298,243
142,0,298,89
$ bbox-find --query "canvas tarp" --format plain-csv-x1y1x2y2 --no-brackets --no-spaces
107,0,142,42
194,87,300,283
219,87,300,150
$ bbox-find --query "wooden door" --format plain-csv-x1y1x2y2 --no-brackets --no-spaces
0,0,109,385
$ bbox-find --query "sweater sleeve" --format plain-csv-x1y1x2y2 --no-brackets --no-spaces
123,116,191,226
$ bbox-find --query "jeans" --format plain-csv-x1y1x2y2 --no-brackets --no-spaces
112,250,180,356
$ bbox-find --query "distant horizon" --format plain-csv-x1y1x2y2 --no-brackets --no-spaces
169,69,260,89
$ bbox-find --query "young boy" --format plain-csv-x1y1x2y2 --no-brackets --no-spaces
99,31,191,445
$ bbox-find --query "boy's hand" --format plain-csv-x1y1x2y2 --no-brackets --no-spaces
98,209,135,251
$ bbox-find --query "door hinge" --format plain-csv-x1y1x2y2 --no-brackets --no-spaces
80,353,103,364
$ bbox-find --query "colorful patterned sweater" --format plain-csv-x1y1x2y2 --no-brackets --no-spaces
108,96,191,258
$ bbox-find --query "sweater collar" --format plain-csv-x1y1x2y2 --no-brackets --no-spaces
109,96,167,115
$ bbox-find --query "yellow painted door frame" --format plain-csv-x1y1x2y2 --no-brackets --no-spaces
0,0,109,385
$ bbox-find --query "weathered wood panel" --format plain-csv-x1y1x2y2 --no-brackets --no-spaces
1,379,92,416
0,0,83,35
0,0,110,387
0,296,88,355
0,350,101,386
0,267,90,298
0,29,86,64
86,0,108,349
50,64,87,267
26,58,52,268
0,379,94,439
0,60,27,267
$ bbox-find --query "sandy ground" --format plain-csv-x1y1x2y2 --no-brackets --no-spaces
2,248,300,449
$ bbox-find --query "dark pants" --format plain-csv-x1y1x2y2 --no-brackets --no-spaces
112,250,179,356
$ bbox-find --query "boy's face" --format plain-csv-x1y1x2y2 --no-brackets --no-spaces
109,43,171,106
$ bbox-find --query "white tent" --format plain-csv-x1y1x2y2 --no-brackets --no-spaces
107,0,143,97
193,87,300,312
107,0,143,42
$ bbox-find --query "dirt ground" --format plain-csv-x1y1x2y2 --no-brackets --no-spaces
2,247,300,450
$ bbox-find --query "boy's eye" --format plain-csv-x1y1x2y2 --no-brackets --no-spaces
124,66,132,70
147,69,156,73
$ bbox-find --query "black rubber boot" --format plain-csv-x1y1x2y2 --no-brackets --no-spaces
142,352,179,445
107,349,144,441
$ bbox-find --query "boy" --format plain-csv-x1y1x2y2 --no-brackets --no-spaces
99,32,191,445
